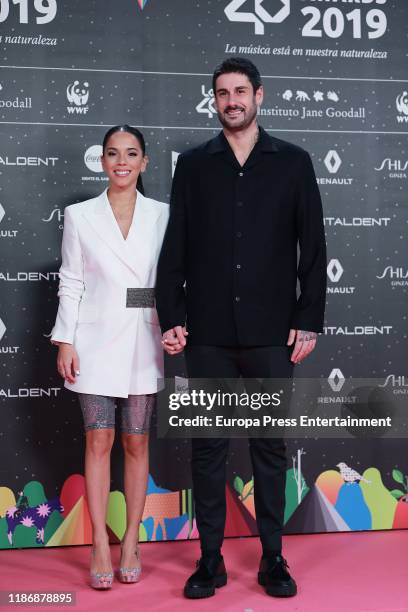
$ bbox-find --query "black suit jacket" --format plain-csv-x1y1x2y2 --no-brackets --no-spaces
156,127,327,346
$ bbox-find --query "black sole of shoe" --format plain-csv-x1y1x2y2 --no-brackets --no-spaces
258,572,297,598
184,574,227,599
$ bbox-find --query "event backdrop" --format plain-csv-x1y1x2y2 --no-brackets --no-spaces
0,0,407,549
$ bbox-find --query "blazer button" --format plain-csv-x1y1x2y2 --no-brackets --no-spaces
237,201,243,207
238,172,244,177
235,296,241,302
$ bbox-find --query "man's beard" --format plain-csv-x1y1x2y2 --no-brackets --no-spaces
217,102,258,130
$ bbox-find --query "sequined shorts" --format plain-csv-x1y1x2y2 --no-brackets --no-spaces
77,393,155,435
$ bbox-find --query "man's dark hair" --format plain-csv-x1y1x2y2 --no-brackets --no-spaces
212,57,262,94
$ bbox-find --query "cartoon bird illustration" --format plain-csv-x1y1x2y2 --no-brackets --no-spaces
336,462,371,484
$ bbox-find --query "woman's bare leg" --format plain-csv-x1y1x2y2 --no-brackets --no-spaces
120,432,149,569
84,428,115,574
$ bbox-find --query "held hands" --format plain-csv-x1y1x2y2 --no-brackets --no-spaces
56,343,80,383
162,326,188,355
161,327,315,361
287,329,317,364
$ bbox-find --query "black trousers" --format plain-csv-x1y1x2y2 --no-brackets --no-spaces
185,345,294,554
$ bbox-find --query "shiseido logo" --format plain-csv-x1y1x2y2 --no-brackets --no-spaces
42,208,64,229
224,0,291,35
66,81,89,114
379,375,408,395
375,158,408,179
196,85,216,119
376,266,408,287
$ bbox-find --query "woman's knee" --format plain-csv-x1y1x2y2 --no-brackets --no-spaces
121,433,149,458
86,428,115,456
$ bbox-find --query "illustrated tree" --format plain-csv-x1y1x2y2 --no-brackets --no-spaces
234,476,253,501
390,468,408,500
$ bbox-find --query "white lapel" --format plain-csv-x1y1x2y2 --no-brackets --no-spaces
82,189,161,283
125,190,162,283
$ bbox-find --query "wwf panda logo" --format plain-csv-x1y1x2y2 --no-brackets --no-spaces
66,81,89,107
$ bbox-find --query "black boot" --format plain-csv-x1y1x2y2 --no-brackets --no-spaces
184,554,227,599
258,554,297,597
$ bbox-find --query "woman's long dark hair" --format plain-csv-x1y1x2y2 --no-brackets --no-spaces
102,124,146,195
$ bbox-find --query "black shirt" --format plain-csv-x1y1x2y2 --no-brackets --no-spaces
156,127,327,346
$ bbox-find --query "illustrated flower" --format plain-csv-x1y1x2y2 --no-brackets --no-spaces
36,527,45,542
6,506,18,518
20,516,34,527
36,503,51,518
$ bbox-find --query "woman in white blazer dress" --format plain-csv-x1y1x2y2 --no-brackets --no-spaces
51,125,169,589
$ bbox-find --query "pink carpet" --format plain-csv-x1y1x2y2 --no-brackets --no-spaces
0,532,407,611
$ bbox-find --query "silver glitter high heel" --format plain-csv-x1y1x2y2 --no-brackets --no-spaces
118,543,141,583
90,546,114,590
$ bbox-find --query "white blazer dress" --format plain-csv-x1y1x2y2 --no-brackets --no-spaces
51,189,169,397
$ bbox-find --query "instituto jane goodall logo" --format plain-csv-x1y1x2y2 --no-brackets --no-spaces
0,82,32,109
225,0,290,35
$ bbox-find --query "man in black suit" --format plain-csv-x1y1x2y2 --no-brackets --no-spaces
156,58,326,599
